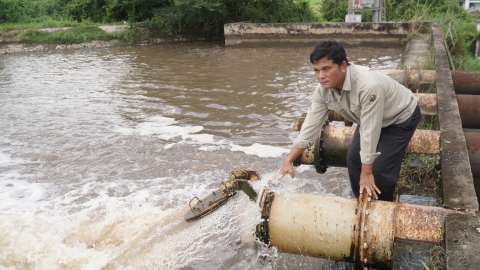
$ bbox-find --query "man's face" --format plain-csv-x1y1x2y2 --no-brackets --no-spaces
313,58,347,90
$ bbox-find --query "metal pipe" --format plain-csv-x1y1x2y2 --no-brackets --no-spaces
451,71,480,95
295,126,440,168
256,190,457,268
315,94,438,124
457,95,480,129
298,94,480,130
415,93,437,116
379,70,436,90
464,132,480,178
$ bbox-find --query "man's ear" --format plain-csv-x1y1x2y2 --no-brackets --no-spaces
341,61,347,72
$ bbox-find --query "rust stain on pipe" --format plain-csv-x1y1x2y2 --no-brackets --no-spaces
323,126,355,167
464,132,480,178
452,71,480,95
258,192,460,268
415,93,437,116
457,95,480,129
394,204,451,242
293,112,307,131
379,70,436,89
298,127,440,167
407,129,440,154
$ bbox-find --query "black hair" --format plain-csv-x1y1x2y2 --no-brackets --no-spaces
309,40,350,66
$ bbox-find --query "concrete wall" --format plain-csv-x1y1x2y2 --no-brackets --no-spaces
224,22,430,47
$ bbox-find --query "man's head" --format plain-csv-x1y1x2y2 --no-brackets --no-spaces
310,40,349,90
310,40,349,66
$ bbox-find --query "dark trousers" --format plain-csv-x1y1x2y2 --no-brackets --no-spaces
346,105,421,201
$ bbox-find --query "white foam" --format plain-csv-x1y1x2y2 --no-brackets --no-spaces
0,177,51,213
164,143,176,149
0,151,12,165
295,164,313,173
229,143,289,157
115,116,216,144
198,145,228,152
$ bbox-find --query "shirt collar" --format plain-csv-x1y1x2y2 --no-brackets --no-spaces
341,64,353,92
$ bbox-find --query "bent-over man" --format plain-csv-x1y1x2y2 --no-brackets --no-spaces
280,40,421,201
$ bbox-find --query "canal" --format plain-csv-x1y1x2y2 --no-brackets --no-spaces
0,42,402,269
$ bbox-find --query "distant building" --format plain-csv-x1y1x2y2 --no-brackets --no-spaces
459,0,480,11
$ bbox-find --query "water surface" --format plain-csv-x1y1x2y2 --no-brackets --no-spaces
0,42,402,269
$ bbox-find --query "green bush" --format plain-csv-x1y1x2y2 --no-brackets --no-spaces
320,0,348,22
149,0,318,36
0,0,174,24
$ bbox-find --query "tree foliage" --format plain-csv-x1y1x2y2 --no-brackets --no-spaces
0,0,317,35
149,0,318,36
0,0,174,23
320,0,348,22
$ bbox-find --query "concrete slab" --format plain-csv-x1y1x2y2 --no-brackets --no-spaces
392,239,435,270
445,213,480,269
98,25,129,33
397,37,431,70
432,22,479,211
38,27,72,32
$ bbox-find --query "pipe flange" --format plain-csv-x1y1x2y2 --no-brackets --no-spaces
255,188,275,245
293,156,302,167
354,190,370,269
313,122,329,174
405,65,411,89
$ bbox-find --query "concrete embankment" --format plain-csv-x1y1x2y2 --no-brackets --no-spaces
0,25,131,54
224,22,427,47
0,24,212,54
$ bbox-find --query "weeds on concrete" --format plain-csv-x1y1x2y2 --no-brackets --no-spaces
2,25,138,45
420,244,446,270
418,115,439,130
397,148,442,200
422,47,436,71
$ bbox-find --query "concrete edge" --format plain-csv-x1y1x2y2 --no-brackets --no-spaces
223,22,430,47
432,21,478,211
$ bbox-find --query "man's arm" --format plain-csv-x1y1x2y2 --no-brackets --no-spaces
358,85,385,199
359,163,381,199
281,87,329,179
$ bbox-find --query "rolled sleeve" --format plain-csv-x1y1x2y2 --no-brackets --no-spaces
293,87,329,149
359,85,384,164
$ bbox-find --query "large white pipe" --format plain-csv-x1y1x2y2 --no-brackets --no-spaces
257,190,456,268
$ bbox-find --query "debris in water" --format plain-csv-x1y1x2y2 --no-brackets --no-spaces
184,170,261,222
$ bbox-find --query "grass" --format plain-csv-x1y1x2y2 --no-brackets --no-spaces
0,20,84,32
396,148,442,200
0,22,140,45
20,27,111,44
308,0,323,17
420,243,446,270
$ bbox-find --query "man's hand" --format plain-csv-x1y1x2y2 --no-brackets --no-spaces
280,148,306,178
280,161,295,178
359,164,381,199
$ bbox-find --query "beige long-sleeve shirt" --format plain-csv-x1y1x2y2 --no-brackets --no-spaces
292,64,418,164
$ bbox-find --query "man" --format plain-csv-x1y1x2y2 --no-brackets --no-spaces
280,40,421,201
